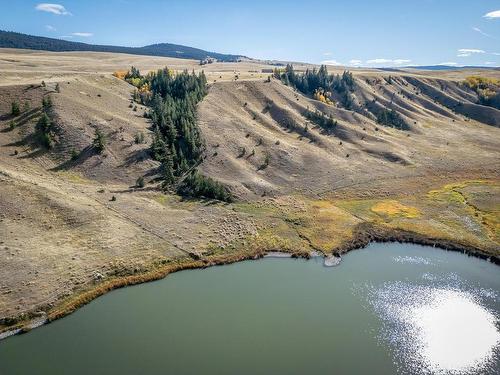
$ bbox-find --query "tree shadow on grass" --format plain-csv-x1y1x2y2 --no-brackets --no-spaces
18,148,47,159
119,148,151,168
0,108,41,126
50,145,95,171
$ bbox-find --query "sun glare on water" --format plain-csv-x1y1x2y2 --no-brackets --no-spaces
411,289,500,373
362,263,500,374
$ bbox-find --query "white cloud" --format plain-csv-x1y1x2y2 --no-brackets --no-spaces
348,59,362,66
483,10,500,19
457,48,485,57
35,3,71,15
71,32,93,37
45,25,56,31
492,52,500,56
437,62,459,66
59,35,73,39
365,58,410,65
366,58,392,64
323,52,332,56
458,49,485,54
484,61,496,65
321,60,342,66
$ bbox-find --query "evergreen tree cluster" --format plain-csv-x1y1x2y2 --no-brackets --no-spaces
177,170,232,202
376,109,409,130
275,64,356,108
125,66,231,201
125,66,141,80
146,67,207,176
305,108,338,132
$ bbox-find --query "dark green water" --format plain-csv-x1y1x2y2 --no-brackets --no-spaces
1,243,499,375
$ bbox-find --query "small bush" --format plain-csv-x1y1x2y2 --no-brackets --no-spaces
136,176,145,188
259,154,270,170
70,149,79,161
11,101,20,116
134,132,145,144
23,101,30,112
9,120,16,130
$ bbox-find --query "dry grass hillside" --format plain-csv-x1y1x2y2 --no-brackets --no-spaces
0,49,498,335
198,77,498,198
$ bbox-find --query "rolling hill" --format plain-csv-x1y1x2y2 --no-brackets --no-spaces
0,30,245,62
0,49,498,336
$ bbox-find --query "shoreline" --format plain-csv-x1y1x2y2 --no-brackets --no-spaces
0,223,498,340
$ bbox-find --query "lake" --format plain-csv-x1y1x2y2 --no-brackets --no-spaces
0,243,499,374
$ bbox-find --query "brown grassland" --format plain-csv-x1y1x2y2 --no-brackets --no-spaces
0,49,498,336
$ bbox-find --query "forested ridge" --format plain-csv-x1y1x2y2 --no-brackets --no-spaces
275,64,356,109
276,64,411,130
0,30,243,62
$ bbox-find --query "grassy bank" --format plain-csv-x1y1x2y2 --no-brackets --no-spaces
1,179,498,338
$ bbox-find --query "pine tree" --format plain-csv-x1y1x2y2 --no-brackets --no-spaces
11,101,20,116
42,96,52,110
93,128,106,153
36,113,54,148
161,153,175,186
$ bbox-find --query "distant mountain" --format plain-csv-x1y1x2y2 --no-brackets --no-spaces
0,30,245,62
403,65,498,71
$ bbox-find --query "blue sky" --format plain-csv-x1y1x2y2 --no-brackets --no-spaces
1,1,499,67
